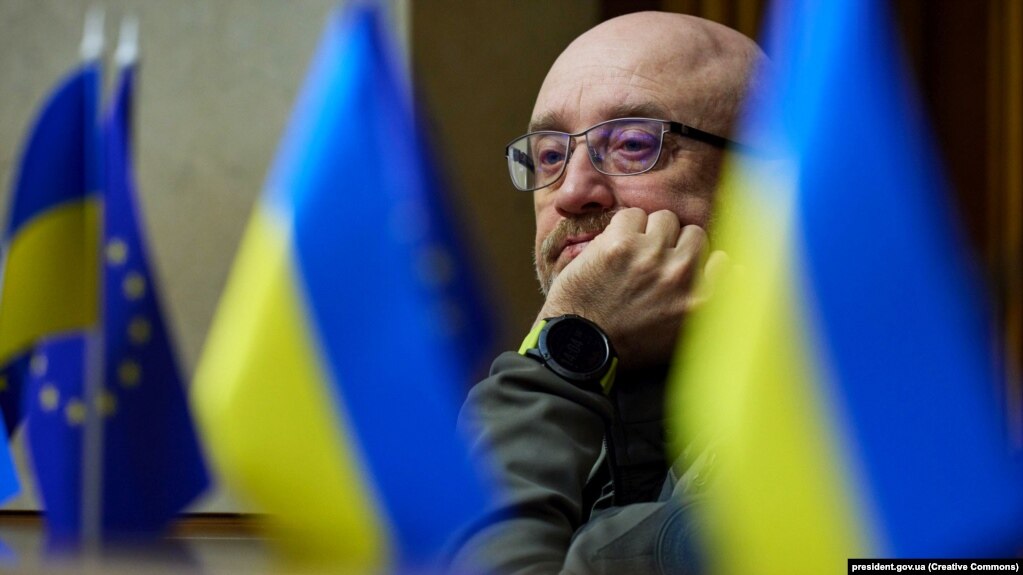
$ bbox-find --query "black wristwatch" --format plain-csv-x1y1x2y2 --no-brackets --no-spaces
519,314,618,393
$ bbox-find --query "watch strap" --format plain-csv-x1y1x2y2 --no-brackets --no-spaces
597,358,618,394
518,319,617,394
518,319,547,355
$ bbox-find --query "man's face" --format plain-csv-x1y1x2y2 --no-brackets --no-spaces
530,43,727,295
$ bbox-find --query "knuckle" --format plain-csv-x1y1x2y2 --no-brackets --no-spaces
651,209,678,222
614,207,646,225
678,224,707,248
605,236,634,257
647,210,678,229
680,223,707,240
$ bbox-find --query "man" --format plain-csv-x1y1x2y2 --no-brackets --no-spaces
452,12,764,574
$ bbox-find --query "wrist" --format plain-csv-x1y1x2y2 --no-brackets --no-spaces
519,314,618,394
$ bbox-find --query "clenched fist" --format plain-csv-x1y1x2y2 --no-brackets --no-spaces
537,208,724,369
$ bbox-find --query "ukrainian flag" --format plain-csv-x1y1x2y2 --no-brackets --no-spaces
193,4,494,570
0,60,101,434
671,0,1023,572
0,55,104,506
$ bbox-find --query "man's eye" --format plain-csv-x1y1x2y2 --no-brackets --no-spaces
612,131,658,155
538,149,565,166
622,138,650,152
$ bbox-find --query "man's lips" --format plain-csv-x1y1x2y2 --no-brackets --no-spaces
561,241,591,261
556,232,600,263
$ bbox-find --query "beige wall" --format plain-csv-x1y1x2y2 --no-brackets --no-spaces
0,0,344,513
0,1,598,511
1,0,341,380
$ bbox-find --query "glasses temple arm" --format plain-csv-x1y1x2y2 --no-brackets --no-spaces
668,121,755,154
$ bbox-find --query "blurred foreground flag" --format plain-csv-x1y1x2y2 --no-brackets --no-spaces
671,0,1023,572
192,3,494,570
13,21,208,538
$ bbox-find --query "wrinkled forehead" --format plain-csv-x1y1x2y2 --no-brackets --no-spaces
530,16,747,135
530,64,690,133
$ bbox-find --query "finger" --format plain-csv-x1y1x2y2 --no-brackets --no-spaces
605,207,647,234
645,210,682,248
691,250,730,302
702,250,731,287
675,224,708,258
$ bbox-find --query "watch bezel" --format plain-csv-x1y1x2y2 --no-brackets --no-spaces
537,314,614,383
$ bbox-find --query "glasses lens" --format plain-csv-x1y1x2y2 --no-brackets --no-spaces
587,119,664,175
507,139,535,191
507,132,569,191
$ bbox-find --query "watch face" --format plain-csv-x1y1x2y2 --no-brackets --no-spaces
545,318,608,376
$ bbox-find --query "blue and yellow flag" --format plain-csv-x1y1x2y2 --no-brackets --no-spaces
0,58,105,505
672,0,1023,572
0,61,102,437
12,46,208,538
193,3,494,570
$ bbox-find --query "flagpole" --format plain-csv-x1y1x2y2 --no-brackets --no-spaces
115,16,138,68
115,15,139,163
79,5,104,554
388,0,411,85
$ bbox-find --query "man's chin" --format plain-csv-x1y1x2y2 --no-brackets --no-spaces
535,265,558,298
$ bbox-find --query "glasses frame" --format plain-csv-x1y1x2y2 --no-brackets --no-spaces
504,117,744,192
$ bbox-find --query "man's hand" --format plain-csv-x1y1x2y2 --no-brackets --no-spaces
537,208,721,369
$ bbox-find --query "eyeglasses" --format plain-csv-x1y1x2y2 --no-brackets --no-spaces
504,117,741,192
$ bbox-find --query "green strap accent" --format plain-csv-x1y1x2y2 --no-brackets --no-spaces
518,320,547,355
518,319,617,395
598,357,618,394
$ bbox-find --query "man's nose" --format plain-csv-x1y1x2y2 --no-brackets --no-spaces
551,140,615,216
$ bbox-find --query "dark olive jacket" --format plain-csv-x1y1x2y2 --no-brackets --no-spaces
450,351,707,575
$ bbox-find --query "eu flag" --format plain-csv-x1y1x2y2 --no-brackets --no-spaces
193,3,494,570
671,0,1023,572
21,52,209,538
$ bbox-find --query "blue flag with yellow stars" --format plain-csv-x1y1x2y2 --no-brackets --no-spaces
24,58,209,539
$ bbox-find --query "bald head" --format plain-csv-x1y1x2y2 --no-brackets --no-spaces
532,12,763,137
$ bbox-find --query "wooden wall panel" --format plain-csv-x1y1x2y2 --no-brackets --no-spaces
909,0,1022,446
412,1,601,353
988,0,1023,447
660,0,764,39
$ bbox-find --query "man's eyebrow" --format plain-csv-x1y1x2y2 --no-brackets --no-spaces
527,111,567,133
527,102,673,134
603,101,672,121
